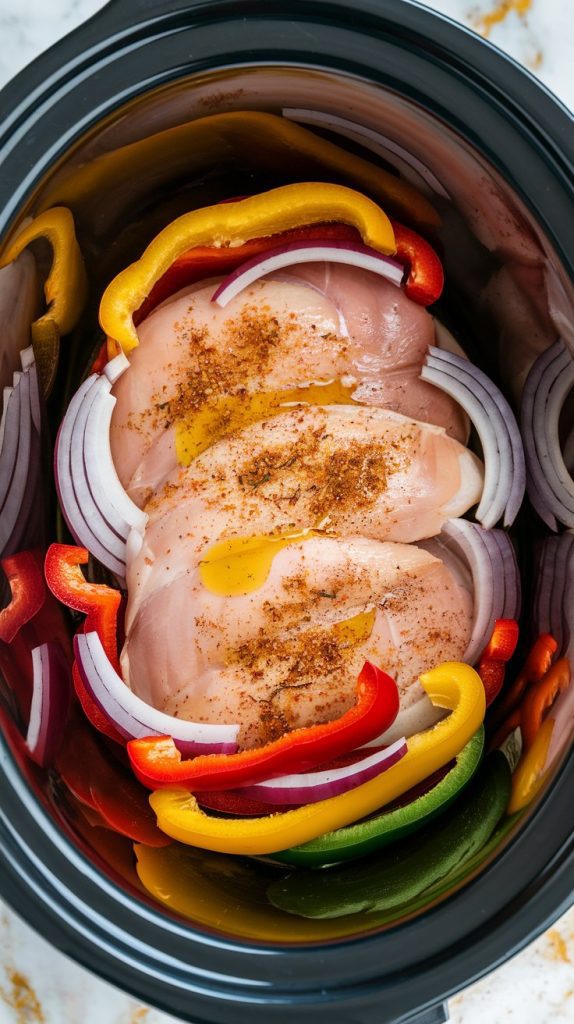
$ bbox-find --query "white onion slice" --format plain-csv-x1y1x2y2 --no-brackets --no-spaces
521,340,574,530
421,346,525,529
54,360,147,581
55,376,125,577
74,630,240,756
532,531,574,658
70,378,127,560
0,369,34,556
237,738,407,805
282,107,450,198
212,240,404,309
437,519,520,665
27,642,71,767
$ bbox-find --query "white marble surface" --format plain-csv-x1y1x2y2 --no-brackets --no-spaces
0,1,572,1021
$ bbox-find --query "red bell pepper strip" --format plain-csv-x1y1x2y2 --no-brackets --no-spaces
477,619,519,706
493,633,558,724
521,658,570,749
56,709,170,847
44,545,121,667
134,221,361,324
389,219,444,306
134,217,443,326
0,550,45,643
44,544,124,742
129,661,400,790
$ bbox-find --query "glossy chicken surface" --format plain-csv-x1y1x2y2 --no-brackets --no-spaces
110,266,468,504
116,265,482,745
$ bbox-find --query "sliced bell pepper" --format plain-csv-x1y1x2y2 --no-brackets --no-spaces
0,208,87,395
149,661,485,854
44,544,124,743
56,709,170,847
477,618,519,706
99,183,396,353
267,749,510,918
135,216,443,330
493,633,557,724
389,219,444,306
134,221,361,325
521,657,570,749
0,550,45,643
507,715,554,814
273,728,485,867
43,110,438,233
129,661,399,790
44,544,120,666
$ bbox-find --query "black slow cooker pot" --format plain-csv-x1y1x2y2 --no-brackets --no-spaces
0,2,573,1022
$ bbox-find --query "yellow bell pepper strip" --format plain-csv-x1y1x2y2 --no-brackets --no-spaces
129,662,400,789
0,208,87,395
99,182,396,354
508,715,554,814
41,111,439,233
149,661,485,855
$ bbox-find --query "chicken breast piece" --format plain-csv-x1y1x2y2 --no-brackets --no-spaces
110,266,468,502
123,535,472,748
124,403,481,622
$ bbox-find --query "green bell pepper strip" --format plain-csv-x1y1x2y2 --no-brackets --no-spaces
272,727,485,867
266,751,511,919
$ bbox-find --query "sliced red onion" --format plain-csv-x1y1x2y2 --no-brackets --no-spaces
532,531,574,657
564,425,574,476
521,340,574,530
26,642,72,767
282,108,450,199
74,630,239,756
429,519,521,665
212,240,404,309
235,737,407,805
54,363,147,581
55,375,125,577
421,347,525,529
0,369,35,556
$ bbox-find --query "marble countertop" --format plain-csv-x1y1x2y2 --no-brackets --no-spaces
0,1,572,1022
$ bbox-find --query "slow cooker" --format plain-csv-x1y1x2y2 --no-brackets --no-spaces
0,2,572,1022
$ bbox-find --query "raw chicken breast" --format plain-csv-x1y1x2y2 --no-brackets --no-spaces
124,405,482,619
110,266,468,502
123,535,472,748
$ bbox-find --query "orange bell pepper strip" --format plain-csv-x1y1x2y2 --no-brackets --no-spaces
99,183,396,353
44,544,124,743
477,619,519,707
149,661,485,855
493,633,558,724
521,658,570,750
129,662,399,790
0,550,45,643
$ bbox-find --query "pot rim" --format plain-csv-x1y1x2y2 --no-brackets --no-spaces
0,2,572,1021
